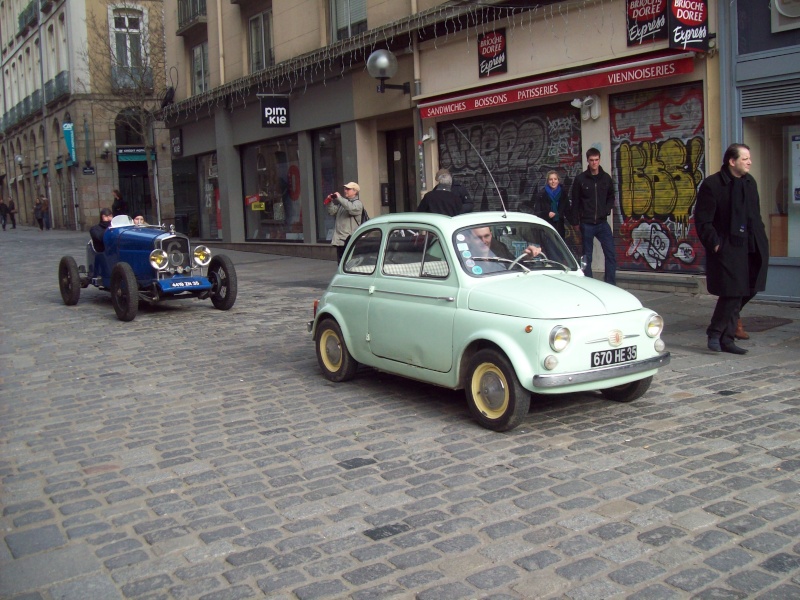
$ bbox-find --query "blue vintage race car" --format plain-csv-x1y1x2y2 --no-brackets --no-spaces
58,215,237,321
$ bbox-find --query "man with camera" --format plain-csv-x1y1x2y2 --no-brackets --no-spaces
326,182,364,262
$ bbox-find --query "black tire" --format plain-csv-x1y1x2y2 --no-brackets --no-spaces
111,262,139,322
315,319,358,382
600,375,653,402
208,255,238,310
58,256,81,306
465,349,530,431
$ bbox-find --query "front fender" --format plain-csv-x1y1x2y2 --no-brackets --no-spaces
312,307,368,363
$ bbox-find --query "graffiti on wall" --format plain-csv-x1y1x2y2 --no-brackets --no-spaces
438,106,583,212
611,83,706,273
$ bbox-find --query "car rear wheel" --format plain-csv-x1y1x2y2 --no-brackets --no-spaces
466,349,530,432
208,255,238,310
58,256,81,306
600,375,652,402
111,262,139,322
316,319,358,382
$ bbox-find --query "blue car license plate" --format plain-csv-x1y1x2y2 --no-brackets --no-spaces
591,345,637,367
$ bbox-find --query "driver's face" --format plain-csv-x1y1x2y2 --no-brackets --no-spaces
473,227,493,247
102,214,113,223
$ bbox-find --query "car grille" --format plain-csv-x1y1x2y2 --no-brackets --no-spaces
158,235,191,270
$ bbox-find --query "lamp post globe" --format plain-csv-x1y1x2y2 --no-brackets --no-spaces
366,49,398,81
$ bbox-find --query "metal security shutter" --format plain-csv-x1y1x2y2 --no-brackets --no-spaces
741,80,800,115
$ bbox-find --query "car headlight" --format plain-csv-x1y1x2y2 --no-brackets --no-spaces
193,245,212,267
646,314,664,338
149,249,169,270
549,326,571,352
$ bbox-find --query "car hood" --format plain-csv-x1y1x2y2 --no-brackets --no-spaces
467,273,643,319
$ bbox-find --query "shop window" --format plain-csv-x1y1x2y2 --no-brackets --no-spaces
191,41,209,95
743,115,800,258
314,127,343,243
331,0,366,41
249,10,274,73
242,136,302,241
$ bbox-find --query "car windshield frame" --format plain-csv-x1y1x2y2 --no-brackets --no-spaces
453,221,579,277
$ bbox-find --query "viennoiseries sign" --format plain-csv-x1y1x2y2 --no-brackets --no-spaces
668,0,709,52
627,0,668,45
478,29,507,78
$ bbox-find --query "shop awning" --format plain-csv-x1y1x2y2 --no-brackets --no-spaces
418,52,696,120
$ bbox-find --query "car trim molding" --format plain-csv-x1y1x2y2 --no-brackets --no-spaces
532,352,671,388
374,289,455,302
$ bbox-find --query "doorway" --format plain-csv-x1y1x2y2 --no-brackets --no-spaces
385,128,415,213
118,161,152,222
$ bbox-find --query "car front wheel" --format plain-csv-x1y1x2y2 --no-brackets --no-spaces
111,262,139,322
58,256,81,306
466,349,530,432
208,255,238,310
600,376,652,402
315,319,358,382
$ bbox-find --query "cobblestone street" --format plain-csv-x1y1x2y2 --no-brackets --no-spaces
1,226,799,599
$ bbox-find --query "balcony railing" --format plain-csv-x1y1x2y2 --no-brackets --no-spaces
111,65,154,92
18,0,39,35
177,0,207,36
44,70,70,105
31,89,42,113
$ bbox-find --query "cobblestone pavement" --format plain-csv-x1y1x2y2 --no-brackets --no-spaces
2,226,799,600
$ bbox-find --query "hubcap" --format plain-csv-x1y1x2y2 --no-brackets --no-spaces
322,332,342,369
479,370,507,412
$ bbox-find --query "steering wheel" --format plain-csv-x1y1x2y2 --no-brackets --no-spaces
507,249,547,271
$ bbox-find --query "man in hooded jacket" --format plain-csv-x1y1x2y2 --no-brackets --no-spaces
695,143,769,355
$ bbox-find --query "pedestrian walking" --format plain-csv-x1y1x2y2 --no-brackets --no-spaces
7,198,16,229
418,170,466,216
0,198,8,230
34,197,45,231
696,143,769,355
41,196,51,230
326,182,364,263
111,189,128,217
570,147,617,285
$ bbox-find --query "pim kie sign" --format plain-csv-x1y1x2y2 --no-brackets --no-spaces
626,0,668,45
419,55,694,120
478,29,507,78
668,0,708,52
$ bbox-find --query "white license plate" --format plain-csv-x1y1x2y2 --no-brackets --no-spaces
591,345,637,367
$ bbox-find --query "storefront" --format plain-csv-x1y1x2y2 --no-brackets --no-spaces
719,0,800,301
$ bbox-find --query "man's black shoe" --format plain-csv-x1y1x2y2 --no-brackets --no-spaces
707,337,722,352
721,343,748,355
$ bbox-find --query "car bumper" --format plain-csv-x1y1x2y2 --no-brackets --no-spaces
532,352,671,388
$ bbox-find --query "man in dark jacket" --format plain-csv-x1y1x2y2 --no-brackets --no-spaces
695,143,768,355
90,208,114,252
571,148,616,284
427,168,473,213
418,170,465,216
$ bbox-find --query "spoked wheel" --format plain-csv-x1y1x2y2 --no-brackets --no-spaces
315,319,358,382
58,256,81,305
600,376,652,402
111,262,139,322
208,255,238,310
465,349,530,431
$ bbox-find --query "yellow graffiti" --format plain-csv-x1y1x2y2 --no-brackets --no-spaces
618,137,704,222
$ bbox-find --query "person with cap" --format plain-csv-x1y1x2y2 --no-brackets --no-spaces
326,181,364,262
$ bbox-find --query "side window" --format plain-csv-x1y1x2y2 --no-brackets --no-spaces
383,229,450,279
343,229,381,274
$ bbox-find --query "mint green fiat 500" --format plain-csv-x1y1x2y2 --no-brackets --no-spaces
309,212,670,432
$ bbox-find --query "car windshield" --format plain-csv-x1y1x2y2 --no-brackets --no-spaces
453,222,579,276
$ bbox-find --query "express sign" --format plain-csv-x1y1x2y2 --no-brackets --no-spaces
419,55,694,120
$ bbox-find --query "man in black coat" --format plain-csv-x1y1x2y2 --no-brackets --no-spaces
90,208,114,252
695,143,769,355
570,148,616,285
418,170,464,216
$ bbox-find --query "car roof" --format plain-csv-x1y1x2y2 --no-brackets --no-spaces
359,211,550,235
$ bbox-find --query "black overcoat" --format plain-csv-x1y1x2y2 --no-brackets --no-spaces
695,167,769,296
532,186,569,238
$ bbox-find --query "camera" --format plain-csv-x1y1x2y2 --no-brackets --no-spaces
324,193,338,205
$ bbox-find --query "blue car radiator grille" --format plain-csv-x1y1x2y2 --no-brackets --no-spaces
158,236,191,269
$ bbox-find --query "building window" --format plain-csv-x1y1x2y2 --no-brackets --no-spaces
331,0,366,41
192,42,209,95
113,10,142,68
249,10,273,73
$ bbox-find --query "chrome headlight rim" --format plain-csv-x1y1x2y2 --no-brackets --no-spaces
549,326,571,352
149,249,169,271
646,313,664,338
193,245,212,267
